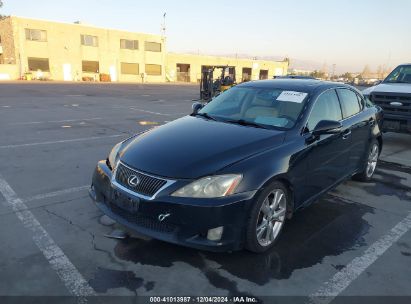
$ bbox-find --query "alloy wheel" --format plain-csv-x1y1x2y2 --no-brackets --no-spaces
256,189,287,247
366,143,379,178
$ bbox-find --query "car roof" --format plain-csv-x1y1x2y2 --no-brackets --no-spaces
237,79,350,93
274,75,316,79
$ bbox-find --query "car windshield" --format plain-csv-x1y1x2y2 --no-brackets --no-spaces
384,65,411,84
198,87,309,130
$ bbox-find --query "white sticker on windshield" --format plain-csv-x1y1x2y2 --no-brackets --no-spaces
276,91,308,103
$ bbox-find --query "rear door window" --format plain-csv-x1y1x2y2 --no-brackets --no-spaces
337,89,361,118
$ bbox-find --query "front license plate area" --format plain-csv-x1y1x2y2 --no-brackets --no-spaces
112,190,140,213
383,120,400,130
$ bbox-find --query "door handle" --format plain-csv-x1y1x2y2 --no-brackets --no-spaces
342,129,352,139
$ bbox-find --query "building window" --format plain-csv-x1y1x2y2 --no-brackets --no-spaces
82,60,99,73
120,39,139,50
121,62,139,75
81,35,98,47
28,57,50,71
144,41,162,52
259,70,269,80
25,29,47,42
145,64,162,76
242,67,252,82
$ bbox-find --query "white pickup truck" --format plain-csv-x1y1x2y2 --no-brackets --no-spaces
363,64,411,133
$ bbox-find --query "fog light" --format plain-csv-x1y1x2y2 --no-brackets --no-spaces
207,226,224,241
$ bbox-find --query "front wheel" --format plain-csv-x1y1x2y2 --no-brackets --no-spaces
245,181,288,253
353,141,379,182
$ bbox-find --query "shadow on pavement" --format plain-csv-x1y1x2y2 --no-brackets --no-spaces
92,195,374,294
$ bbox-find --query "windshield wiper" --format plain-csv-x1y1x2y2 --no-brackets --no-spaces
193,112,218,121
386,80,411,84
224,119,270,129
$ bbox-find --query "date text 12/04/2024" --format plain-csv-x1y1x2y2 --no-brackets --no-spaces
149,296,258,303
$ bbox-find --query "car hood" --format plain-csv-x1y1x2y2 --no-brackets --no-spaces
363,83,411,95
119,116,286,179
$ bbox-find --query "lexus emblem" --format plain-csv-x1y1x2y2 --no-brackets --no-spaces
390,101,403,106
127,175,140,187
158,213,171,222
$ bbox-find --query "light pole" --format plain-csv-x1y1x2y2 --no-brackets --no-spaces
161,12,166,38
161,12,167,82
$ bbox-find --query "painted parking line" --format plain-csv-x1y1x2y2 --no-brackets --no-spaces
9,117,103,125
0,134,123,149
0,175,96,296
309,212,411,304
130,107,185,116
0,185,90,217
22,185,89,203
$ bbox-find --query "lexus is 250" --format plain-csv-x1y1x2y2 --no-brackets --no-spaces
90,79,383,252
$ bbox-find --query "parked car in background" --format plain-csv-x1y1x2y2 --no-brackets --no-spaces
90,79,383,253
363,64,411,133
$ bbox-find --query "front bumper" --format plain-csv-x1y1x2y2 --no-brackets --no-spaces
90,160,256,252
382,114,411,133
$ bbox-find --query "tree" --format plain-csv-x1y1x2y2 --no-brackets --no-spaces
361,64,372,79
310,70,326,79
383,66,392,78
321,62,329,78
341,72,353,81
376,65,384,79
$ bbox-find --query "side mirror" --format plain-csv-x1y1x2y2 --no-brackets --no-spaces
373,80,382,86
192,102,204,114
312,120,342,136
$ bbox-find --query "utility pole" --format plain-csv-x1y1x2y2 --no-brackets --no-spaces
161,12,167,82
332,64,336,80
161,12,166,39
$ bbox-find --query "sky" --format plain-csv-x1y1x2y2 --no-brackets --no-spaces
1,0,411,73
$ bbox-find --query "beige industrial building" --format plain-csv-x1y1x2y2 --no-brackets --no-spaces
167,53,289,83
0,16,288,82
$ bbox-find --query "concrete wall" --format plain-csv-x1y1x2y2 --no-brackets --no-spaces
0,17,18,80
0,64,18,80
5,16,165,81
0,18,17,64
166,53,289,83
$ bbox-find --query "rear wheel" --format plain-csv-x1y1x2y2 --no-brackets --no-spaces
245,181,288,253
353,141,379,182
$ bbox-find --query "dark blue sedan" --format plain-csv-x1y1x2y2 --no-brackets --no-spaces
89,79,383,252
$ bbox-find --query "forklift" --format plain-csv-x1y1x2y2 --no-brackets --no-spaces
200,65,236,101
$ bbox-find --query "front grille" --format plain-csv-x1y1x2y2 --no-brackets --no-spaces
371,93,411,117
115,163,167,197
109,202,176,233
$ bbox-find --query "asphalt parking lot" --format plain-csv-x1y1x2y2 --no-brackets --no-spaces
0,82,410,302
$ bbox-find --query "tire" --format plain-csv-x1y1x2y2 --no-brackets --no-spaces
353,140,380,182
245,181,288,253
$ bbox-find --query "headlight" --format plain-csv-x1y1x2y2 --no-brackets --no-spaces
107,142,122,170
172,174,242,198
